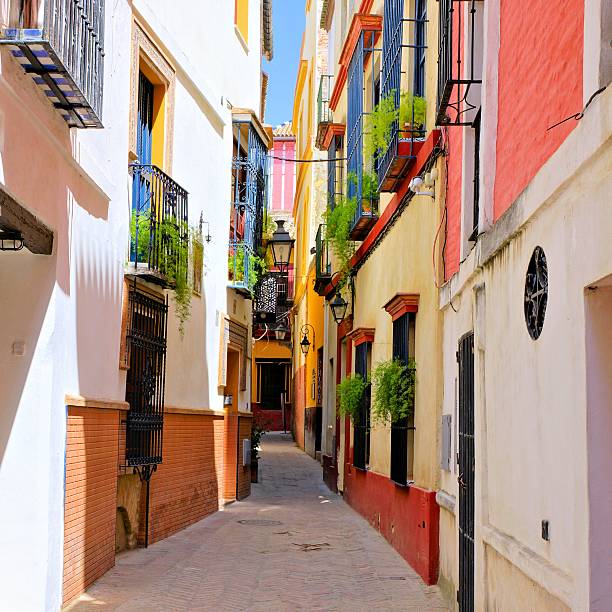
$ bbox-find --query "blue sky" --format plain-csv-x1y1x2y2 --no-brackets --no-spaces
263,3,306,127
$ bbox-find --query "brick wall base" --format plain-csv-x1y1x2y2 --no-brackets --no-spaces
63,407,119,606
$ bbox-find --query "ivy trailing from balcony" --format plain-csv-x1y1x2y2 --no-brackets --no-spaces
399,92,427,135
337,374,368,422
371,358,417,424
228,247,267,293
130,211,193,336
323,191,357,289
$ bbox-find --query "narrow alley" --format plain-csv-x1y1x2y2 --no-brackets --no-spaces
67,435,447,611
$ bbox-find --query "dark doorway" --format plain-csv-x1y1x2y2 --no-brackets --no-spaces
259,362,286,409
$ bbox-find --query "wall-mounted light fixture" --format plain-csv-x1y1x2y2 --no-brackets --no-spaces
300,323,315,355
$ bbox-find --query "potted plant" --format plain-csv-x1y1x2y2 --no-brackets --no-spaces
364,92,398,162
324,192,357,283
250,414,270,483
399,92,426,138
371,358,417,424
336,374,368,422
361,171,379,216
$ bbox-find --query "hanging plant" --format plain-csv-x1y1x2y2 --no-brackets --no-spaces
371,358,417,424
130,210,193,337
324,190,357,288
399,92,427,136
337,374,368,422
228,247,267,292
364,91,398,162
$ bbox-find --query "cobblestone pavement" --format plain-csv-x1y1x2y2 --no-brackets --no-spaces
67,433,448,611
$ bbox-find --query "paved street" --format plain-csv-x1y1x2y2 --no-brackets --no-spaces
67,434,447,611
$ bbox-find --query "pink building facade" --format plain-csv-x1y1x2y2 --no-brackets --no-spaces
270,123,296,213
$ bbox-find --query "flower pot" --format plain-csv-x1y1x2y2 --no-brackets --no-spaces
250,459,259,483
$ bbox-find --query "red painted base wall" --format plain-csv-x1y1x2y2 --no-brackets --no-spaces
253,405,292,432
343,467,439,585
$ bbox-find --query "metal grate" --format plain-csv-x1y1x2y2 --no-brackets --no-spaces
229,119,269,294
318,74,333,125
0,0,105,127
347,28,381,239
458,332,475,611
390,313,414,486
436,0,482,126
327,135,344,210
129,164,189,286
125,284,168,467
315,224,332,292
353,342,371,470
524,247,548,340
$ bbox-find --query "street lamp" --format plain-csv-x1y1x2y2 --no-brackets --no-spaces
299,324,315,355
274,321,288,341
269,219,294,271
330,293,348,324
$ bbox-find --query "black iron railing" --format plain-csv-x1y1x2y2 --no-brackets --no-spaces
436,0,482,126
353,342,371,470
327,135,344,210
229,119,268,293
125,284,168,467
129,164,189,285
0,0,105,127
377,0,428,191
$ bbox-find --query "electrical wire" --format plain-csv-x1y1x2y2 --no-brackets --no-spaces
268,155,347,163
547,86,607,131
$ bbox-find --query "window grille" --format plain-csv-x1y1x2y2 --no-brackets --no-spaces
353,342,371,470
390,313,415,485
125,284,168,467
436,0,483,126
327,135,344,210
315,224,332,293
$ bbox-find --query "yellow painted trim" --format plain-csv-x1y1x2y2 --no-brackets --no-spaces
292,60,309,129
65,395,129,411
235,0,249,44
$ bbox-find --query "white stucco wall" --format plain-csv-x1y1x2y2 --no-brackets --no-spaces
0,1,267,609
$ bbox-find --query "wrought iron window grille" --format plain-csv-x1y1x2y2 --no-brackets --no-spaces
129,163,189,287
0,0,105,128
353,342,371,471
229,119,269,294
318,74,333,125
0,229,25,251
314,224,332,294
347,27,382,239
524,247,548,340
378,0,429,191
436,0,483,126
327,135,344,211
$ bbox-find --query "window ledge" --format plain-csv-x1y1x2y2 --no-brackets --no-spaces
234,25,249,54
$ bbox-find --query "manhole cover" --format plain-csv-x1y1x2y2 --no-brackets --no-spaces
237,519,282,526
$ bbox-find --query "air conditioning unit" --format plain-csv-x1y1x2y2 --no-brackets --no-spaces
243,439,251,466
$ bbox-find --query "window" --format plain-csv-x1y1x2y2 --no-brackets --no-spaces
192,236,203,295
235,0,249,44
353,342,372,470
413,0,427,97
390,313,416,485
327,135,344,209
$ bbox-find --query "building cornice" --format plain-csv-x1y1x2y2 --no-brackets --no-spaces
347,327,376,346
383,294,420,321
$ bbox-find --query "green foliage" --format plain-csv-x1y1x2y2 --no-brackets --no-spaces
337,374,368,422
262,213,277,243
228,247,267,293
130,210,192,337
371,358,417,424
251,412,272,462
324,192,357,286
399,92,427,131
364,92,398,161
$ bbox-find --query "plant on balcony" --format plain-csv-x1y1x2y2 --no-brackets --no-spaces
130,211,192,336
399,93,426,136
371,358,417,424
364,92,398,161
337,374,368,422
228,247,267,292
361,170,379,215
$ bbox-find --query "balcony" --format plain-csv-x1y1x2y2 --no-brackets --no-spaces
377,0,428,192
228,113,270,296
129,164,189,287
315,74,333,149
0,0,105,128
314,224,332,294
347,24,381,240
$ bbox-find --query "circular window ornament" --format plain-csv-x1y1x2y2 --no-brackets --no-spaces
524,246,548,340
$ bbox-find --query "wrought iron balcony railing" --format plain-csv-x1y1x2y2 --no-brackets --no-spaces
0,0,105,128
253,269,294,326
228,116,269,295
316,74,333,148
347,26,381,240
129,164,189,287
314,224,332,294
436,0,482,126
377,0,428,192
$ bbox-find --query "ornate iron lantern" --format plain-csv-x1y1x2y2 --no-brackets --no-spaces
330,293,348,324
269,219,294,271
